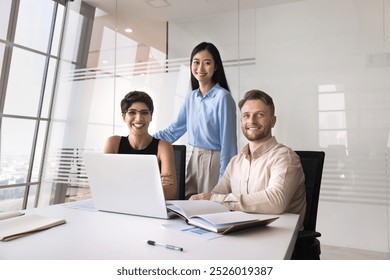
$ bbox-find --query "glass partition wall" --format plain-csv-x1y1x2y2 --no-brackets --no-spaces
0,0,389,253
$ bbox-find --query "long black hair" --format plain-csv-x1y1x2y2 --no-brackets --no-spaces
190,42,230,92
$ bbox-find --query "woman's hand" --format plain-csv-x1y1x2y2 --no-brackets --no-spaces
161,173,175,187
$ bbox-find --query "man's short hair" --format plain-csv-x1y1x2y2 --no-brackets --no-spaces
238,89,275,116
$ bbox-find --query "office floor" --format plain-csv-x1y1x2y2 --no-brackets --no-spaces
321,245,390,260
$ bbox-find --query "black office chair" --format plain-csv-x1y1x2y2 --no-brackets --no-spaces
292,151,325,260
172,145,186,200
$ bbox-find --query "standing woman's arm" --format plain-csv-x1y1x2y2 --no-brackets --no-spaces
153,93,190,143
218,94,238,177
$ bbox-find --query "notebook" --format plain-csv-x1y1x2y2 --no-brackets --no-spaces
83,153,172,219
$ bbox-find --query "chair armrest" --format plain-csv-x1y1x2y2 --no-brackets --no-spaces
297,230,321,240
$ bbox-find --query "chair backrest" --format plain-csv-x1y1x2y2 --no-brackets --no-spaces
173,145,186,200
295,151,325,232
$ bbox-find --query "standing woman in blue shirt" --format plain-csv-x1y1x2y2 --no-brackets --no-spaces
154,42,237,198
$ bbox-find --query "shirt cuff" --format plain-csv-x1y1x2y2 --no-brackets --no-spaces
210,193,238,204
210,193,227,204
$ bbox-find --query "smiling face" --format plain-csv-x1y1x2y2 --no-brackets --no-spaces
240,99,276,144
191,49,216,85
123,102,152,135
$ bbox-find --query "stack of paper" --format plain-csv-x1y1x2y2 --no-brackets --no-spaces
0,211,66,241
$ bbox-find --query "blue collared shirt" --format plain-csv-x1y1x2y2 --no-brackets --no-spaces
154,83,237,177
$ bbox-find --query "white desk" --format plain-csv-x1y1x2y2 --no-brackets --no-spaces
0,202,299,260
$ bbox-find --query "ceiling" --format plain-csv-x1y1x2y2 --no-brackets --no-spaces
82,0,307,53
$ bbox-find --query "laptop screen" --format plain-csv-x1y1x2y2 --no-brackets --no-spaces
83,153,170,219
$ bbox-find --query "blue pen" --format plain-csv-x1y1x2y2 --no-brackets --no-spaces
147,240,183,251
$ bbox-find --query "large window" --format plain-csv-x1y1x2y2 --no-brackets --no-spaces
0,0,65,211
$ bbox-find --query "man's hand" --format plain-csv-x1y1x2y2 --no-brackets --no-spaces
189,192,212,200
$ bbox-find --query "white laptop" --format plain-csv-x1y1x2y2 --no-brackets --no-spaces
83,153,172,219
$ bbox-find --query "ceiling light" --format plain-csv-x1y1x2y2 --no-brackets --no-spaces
146,0,171,8
125,28,133,33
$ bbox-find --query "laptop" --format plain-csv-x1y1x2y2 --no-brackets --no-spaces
83,153,172,219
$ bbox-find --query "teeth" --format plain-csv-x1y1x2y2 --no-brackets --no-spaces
248,127,259,131
133,124,144,128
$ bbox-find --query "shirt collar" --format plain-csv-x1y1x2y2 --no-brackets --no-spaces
195,83,220,98
242,136,278,160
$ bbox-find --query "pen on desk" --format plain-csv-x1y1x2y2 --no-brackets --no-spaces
147,240,183,251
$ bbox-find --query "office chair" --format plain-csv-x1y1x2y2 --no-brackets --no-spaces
172,145,186,200
292,151,325,260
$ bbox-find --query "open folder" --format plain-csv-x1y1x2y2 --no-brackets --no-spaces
0,212,66,241
166,200,278,234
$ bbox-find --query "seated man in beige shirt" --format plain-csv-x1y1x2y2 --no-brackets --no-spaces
191,89,306,229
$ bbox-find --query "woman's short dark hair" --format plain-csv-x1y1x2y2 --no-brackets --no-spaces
121,91,154,114
238,89,275,116
190,42,230,92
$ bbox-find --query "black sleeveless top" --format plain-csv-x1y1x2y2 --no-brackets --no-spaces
118,136,160,155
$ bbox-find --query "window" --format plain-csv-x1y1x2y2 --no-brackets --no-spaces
0,0,65,211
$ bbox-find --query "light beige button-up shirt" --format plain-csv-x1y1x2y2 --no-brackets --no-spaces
210,136,306,229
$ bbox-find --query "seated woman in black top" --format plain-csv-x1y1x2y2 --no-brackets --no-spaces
103,91,176,200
